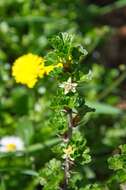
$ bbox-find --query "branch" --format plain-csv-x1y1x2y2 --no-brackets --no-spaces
61,109,73,190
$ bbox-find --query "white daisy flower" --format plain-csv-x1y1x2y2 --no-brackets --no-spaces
0,136,24,152
59,77,77,95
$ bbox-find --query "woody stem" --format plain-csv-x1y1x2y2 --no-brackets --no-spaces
62,109,73,190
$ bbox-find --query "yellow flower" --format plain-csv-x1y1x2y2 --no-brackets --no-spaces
63,145,74,159
12,53,63,88
44,65,55,75
12,53,45,88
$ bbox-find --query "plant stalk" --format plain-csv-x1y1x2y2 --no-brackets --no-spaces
62,109,73,190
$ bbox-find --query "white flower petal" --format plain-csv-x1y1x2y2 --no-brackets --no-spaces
59,83,65,88
67,77,72,83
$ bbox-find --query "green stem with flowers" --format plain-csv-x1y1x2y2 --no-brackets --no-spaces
62,108,73,190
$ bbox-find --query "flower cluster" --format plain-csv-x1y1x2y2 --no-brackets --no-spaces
12,53,63,88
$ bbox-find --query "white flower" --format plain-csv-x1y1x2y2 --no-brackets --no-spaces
59,77,77,94
0,136,24,152
63,145,74,161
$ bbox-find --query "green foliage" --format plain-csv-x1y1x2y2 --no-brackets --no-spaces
16,117,34,146
50,32,74,55
38,33,93,190
108,145,126,185
81,184,103,190
39,159,64,190
70,131,91,165
109,145,126,170
1,1,126,190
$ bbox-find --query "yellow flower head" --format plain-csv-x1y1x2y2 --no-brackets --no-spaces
12,53,63,88
12,53,45,88
63,145,74,157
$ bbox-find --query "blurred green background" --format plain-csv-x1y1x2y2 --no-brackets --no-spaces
1,0,126,189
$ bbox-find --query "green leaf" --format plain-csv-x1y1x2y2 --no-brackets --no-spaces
86,101,122,115
120,144,126,154
20,169,38,177
39,159,64,190
70,131,91,165
82,184,103,190
16,117,34,146
116,170,126,183
79,70,93,82
108,155,123,171
50,32,74,56
72,45,88,61
45,52,59,65
76,98,95,117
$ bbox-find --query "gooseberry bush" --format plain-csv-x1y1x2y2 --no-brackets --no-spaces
11,32,96,190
